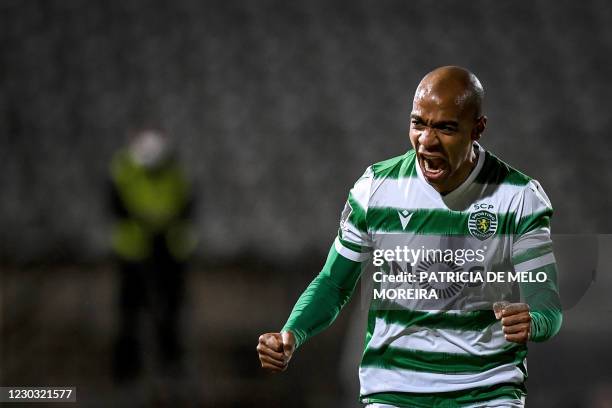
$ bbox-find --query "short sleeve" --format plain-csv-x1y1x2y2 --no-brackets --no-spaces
335,167,374,262
512,180,555,270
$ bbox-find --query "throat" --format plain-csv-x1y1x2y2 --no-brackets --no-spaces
438,147,479,195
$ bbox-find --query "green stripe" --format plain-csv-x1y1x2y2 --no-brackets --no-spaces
364,308,378,351
371,150,416,179
365,206,550,236
512,242,553,265
516,208,552,236
361,343,526,374
282,244,363,348
347,192,368,232
362,382,526,408
367,207,517,235
369,149,532,187
474,151,531,186
520,263,561,312
375,309,498,331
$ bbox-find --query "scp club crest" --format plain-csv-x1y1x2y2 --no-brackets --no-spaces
468,209,498,240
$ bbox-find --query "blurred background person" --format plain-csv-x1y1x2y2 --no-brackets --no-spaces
109,129,197,384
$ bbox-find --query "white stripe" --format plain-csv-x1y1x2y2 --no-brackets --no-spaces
527,179,552,208
514,252,556,272
366,318,510,356
464,397,525,408
512,228,551,257
372,143,522,212
340,220,372,247
514,180,553,227
365,397,524,407
350,167,373,210
335,237,371,262
359,363,524,395
438,142,486,202
369,177,527,213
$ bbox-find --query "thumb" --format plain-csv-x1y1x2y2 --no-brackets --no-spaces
493,301,510,320
264,333,283,352
281,331,296,358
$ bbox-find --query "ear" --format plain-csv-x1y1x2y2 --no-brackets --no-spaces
471,115,487,141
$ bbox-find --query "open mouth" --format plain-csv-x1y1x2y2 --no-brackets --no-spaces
420,155,448,181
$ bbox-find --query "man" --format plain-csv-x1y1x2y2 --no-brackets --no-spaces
110,129,196,382
257,66,562,407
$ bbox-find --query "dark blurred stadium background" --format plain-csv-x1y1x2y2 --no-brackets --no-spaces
1,0,611,407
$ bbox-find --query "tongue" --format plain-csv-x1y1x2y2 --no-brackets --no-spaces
427,158,445,170
430,158,443,168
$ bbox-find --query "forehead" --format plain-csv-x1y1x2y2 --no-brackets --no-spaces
412,79,475,121
412,93,466,122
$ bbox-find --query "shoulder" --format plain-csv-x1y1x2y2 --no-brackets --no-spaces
369,149,416,180
475,150,532,187
109,149,135,180
479,151,554,233
477,149,551,205
353,149,416,188
348,150,415,211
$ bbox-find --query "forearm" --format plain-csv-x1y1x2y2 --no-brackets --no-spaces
282,273,351,348
530,308,562,342
519,263,563,342
282,244,363,348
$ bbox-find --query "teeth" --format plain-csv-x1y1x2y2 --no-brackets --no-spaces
424,158,442,174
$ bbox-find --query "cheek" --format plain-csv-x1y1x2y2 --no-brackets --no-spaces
408,129,419,148
440,139,462,168
442,136,471,167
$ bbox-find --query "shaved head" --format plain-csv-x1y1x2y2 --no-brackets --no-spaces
414,66,484,119
409,66,487,194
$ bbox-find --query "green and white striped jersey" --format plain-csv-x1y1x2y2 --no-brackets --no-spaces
283,142,561,407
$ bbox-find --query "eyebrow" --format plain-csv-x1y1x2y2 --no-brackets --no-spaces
434,120,459,128
410,114,459,128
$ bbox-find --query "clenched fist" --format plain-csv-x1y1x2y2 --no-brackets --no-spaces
256,331,296,373
494,301,531,344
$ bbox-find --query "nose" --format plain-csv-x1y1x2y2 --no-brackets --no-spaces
418,126,439,149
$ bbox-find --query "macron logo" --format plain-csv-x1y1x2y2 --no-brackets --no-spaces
398,210,413,230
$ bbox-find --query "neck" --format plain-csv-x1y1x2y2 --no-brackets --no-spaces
438,145,479,195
